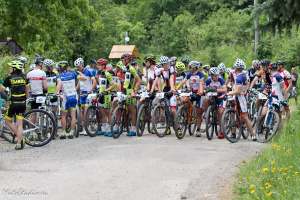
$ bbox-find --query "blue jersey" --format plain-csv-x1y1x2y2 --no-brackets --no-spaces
185,71,205,92
205,76,225,89
59,71,77,97
235,72,248,96
79,67,94,92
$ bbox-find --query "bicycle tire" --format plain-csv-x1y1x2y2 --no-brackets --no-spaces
111,105,125,139
188,107,197,136
256,110,280,143
205,106,215,140
23,109,56,147
151,104,166,138
175,105,188,139
222,109,241,143
137,104,146,137
84,106,98,137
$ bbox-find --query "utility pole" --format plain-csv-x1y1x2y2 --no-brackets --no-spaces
254,0,259,56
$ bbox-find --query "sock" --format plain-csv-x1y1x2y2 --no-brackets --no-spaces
131,126,136,132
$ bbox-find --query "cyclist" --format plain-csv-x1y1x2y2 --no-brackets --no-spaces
227,58,256,141
175,62,187,89
17,56,28,72
290,67,298,104
203,67,227,139
74,57,97,133
248,60,260,83
27,56,48,119
151,56,176,135
218,63,229,81
118,53,141,136
178,61,204,136
96,58,118,136
276,61,291,119
203,64,210,79
86,59,98,77
56,61,78,139
0,61,29,150
144,55,158,91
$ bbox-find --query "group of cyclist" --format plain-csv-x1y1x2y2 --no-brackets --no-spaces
1,53,297,150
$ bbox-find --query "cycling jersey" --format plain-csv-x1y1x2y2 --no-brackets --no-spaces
220,73,229,81
59,71,78,111
205,76,226,107
78,67,94,93
185,71,204,92
3,71,28,120
27,69,47,95
86,65,97,77
271,72,285,101
278,69,291,89
46,71,58,94
147,66,157,90
235,72,248,112
155,66,176,91
248,67,256,82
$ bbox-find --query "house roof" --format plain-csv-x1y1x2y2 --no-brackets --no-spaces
109,45,139,59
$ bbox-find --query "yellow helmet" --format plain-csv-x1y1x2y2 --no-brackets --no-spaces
175,61,186,73
8,60,23,70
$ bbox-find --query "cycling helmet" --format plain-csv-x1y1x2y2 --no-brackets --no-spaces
17,56,28,64
181,55,191,65
8,60,23,70
234,58,246,69
203,64,210,71
90,59,97,65
57,61,69,69
144,54,156,62
217,63,226,73
270,62,278,70
97,58,108,65
121,53,132,60
116,61,124,69
252,60,260,68
189,61,201,69
43,59,55,67
169,56,177,66
74,58,84,67
260,59,270,67
131,59,137,66
209,67,220,75
35,56,44,65
159,56,169,65
176,61,186,72
277,60,284,66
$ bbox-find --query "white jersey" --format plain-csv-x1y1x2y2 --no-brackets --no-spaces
27,69,46,95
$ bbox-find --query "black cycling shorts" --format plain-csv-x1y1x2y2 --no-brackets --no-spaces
5,101,26,120
30,95,45,109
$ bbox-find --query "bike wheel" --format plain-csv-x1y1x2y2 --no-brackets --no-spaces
84,106,99,137
175,105,188,139
152,104,167,138
256,111,280,143
205,106,216,140
111,106,124,139
188,107,197,136
222,109,241,143
23,109,56,147
137,104,146,137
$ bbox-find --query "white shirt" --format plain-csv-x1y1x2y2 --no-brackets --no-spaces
27,68,46,95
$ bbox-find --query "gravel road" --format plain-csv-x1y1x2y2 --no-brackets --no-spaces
0,133,264,200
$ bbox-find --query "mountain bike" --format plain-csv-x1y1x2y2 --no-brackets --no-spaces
205,90,221,140
175,91,199,139
136,91,156,137
151,91,179,138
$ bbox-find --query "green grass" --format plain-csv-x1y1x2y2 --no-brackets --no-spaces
234,102,300,200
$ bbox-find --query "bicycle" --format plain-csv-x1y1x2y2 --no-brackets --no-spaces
205,90,222,140
151,91,179,138
175,91,199,139
2,98,56,147
256,94,281,143
136,91,156,137
111,92,138,139
221,95,249,143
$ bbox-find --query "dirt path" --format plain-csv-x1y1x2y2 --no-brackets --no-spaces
0,133,265,200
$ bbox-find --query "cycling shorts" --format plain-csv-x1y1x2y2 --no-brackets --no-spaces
5,101,26,120
79,92,89,107
62,95,77,111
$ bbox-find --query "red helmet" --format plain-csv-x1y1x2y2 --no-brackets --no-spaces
97,58,108,65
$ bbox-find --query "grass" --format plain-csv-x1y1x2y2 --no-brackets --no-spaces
234,101,300,200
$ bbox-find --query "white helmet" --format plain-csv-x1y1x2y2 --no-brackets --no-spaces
74,58,84,67
209,67,220,75
218,63,226,73
43,59,55,67
17,56,28,64
29,63,36,70
159,56,169,65
234,58,246,69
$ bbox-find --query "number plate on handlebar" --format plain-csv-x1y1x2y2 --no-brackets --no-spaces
36,96,46,104
258,93,267,100
156,92,164,99
207,92,218,97
180,92,191,97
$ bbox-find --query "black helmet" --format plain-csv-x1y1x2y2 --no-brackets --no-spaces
277,60,284,66
271,62,278,70
260,59,270,67
90,59,97,65
57,61,69,70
